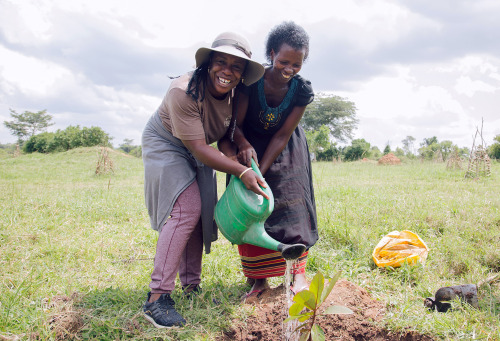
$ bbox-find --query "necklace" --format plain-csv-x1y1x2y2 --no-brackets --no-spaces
258,77,298,130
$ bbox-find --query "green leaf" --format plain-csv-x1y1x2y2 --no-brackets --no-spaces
309,271,324,304
321,270,342,302
294,290,317,310
289,301,305,316
311,324,325,341
323,305,354,315
284,315,301,323
285,312,312,323
292,322,310,334
298,312,313,322
299,330,311,341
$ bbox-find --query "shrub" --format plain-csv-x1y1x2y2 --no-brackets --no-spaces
23,126,111,153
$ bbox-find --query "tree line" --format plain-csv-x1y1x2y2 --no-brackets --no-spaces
3,104,500,160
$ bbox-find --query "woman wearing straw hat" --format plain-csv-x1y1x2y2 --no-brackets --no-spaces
141,32,265,328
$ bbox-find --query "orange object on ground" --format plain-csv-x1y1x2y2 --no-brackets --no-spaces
372,230,429,268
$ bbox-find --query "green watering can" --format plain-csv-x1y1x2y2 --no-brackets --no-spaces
215,159,306,260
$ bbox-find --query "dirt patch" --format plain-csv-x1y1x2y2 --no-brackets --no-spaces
378,153,401,165
33,294,84,340
219,279,433,341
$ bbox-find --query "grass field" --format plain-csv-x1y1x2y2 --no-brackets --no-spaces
1,147,499,340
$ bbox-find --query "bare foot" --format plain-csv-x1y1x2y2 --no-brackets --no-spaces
251,278,270,293
241,278,270,302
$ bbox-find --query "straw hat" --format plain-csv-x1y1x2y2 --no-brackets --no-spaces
195,32,265,86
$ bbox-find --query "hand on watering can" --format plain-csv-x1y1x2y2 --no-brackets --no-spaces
240,170,269,199
237,144,259,168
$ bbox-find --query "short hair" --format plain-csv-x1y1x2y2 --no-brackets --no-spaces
265,21,309,64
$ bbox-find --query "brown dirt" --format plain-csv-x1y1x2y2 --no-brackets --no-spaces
32,294,84,340
378,153,401,165
219,279,434,341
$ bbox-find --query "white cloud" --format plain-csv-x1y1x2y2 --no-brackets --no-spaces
0,46,71,96
455,76,497,97
1,0,500,148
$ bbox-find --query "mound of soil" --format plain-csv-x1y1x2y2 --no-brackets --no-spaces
220,279,433,341
378,153,401,165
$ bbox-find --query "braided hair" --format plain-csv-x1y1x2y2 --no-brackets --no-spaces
265,21,309,64
186,56,211,102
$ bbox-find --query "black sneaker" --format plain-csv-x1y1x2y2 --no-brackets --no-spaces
182,284,202,298
143,292,186,328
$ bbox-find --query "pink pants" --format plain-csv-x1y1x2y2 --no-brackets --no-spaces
149,181,203,293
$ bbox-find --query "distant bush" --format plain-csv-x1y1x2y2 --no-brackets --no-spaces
23,126,112,153
316,145,340,161
0,143,16,155
488,135,500,159
118,138,142,158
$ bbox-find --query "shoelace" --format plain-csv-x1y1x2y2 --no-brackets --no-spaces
160,294,175,307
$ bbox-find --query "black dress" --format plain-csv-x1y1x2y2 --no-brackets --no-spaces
241,74,318,248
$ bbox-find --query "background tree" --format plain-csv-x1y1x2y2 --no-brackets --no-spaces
119,138,142,157
488,134,500,159
394,147,405,158
402,136,416,156
119,139,135,154
370,146,381,159
3,109,54,143
417,137,462,161
302,94,359,143
439,140,454,160
305,125,341,161
343,138,370,161
383,144,391,155
421,136,438,147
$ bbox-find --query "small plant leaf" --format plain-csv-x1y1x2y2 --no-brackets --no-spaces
311,324,326,341
294,290,317,310
299,330,311,341
285,311,312,323
323,305,354,315
289,301,305,316
298,311,313,322
309,271,324,303
284,315,301,323
292,322,309,334
321,270,342,302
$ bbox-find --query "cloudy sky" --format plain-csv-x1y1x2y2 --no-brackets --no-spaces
1,0,499,150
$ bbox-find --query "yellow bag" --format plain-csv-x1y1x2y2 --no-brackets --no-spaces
372,230,429,268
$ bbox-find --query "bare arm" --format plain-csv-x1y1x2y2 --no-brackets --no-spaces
259,105,307,175
217,138,237,162
182,138,268,199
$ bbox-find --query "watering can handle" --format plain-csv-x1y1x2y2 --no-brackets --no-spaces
250,158,262,177
250,158,274,214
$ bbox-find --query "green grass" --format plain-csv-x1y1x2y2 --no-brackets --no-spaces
1,148,499,340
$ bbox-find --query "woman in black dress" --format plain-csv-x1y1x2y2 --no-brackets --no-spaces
230,22,318,297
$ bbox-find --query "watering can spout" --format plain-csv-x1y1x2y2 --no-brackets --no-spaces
215,159,306,260
277,243,307,260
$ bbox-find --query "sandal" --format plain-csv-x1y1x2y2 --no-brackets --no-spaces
241,288,266,302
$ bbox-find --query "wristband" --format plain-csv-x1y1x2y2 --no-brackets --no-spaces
239,167,252,179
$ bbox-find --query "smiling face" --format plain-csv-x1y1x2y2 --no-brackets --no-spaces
206,52,247,99
269,43,306,84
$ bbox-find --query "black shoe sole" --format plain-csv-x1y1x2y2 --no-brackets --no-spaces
143,313,184,329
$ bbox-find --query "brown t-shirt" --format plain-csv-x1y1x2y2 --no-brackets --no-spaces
157,73,233,144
